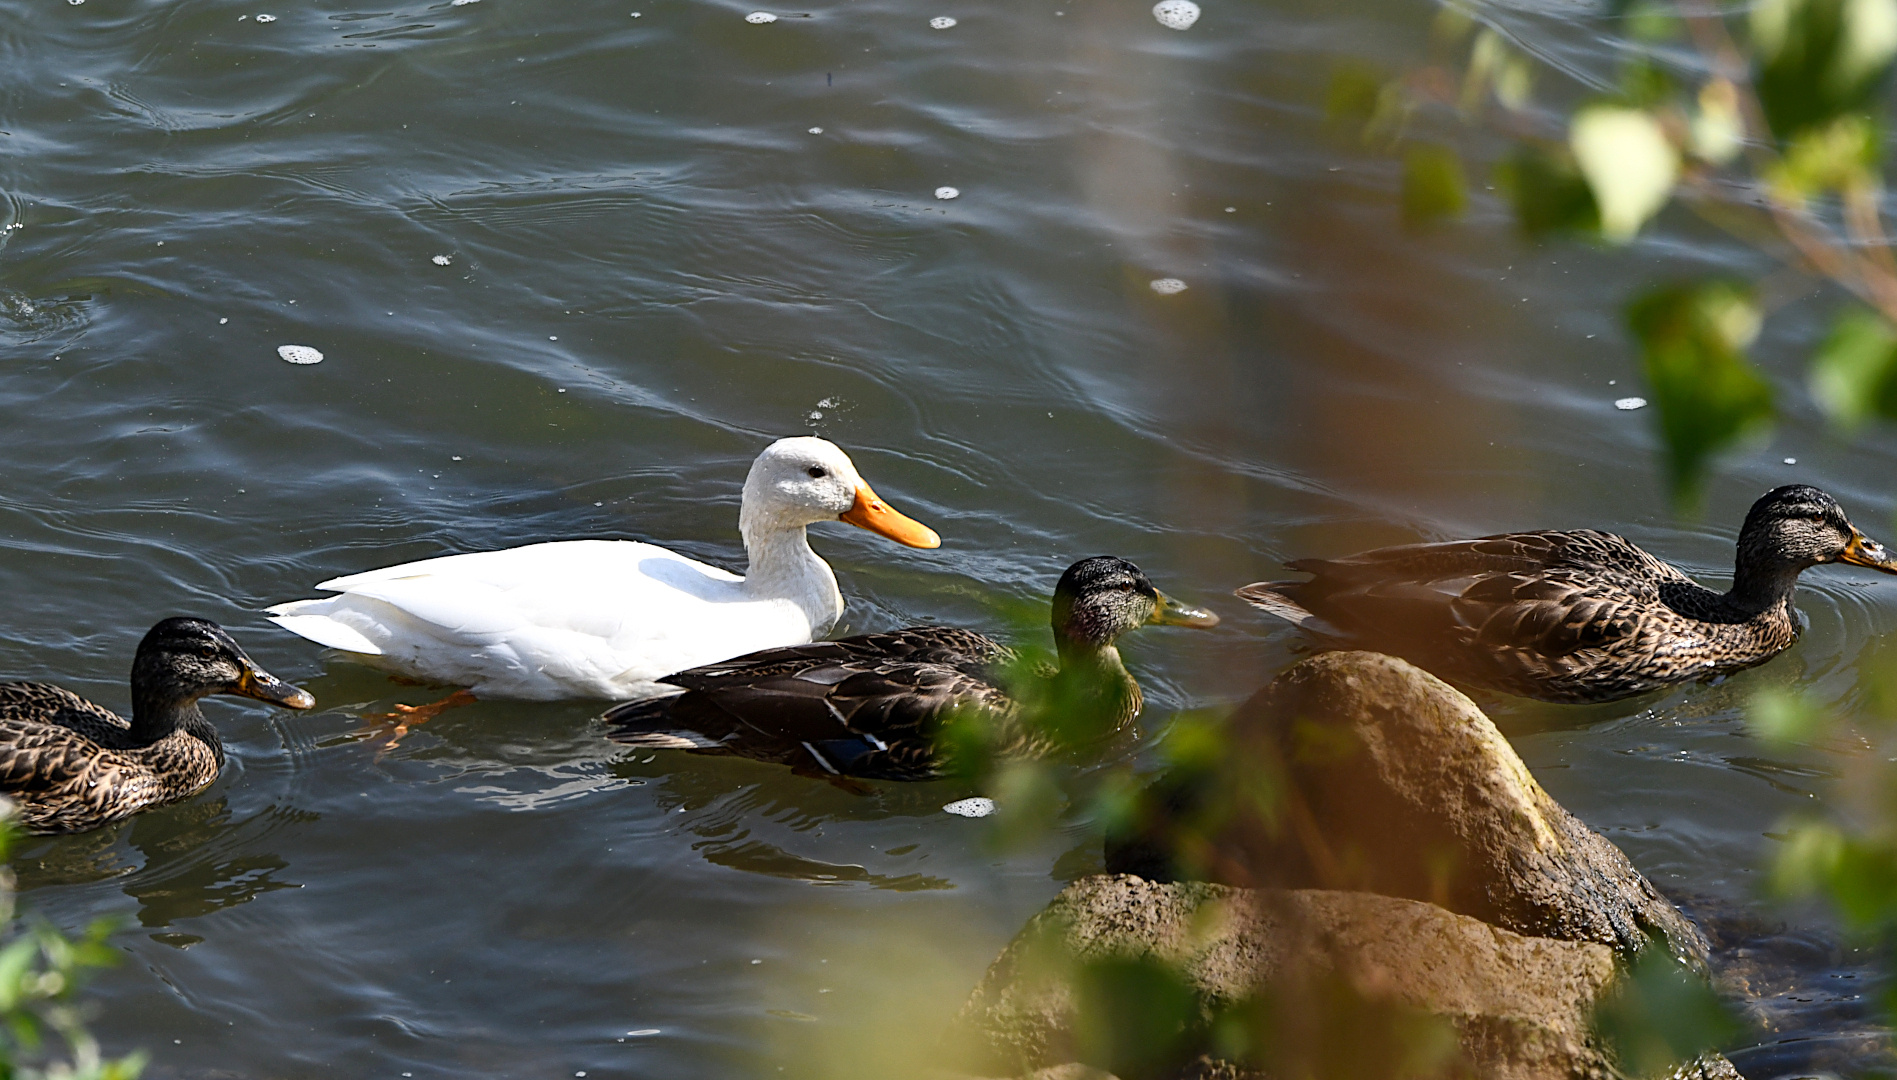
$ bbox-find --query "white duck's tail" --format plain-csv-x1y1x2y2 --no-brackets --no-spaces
266,598,386,655
1234,582,1344,637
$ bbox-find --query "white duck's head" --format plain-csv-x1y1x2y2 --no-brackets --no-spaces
738,437,941,549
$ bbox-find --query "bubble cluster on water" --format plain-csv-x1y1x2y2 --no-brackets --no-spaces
278,344,323,365
1149,277,1188,295
808,126,823,134
744,11,777,23
943,797,995,818
432,254,452,266
934,186,959,200
1152,0,1199,29
451,0,480,6
930,16,956,28
254,13,277,22
1784,457,1798,465
1614,397,1647,410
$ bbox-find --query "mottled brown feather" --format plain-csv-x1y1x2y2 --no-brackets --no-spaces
0,682,221,834
1246,530,1802,703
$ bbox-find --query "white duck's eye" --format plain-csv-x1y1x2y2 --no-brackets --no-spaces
806,466,827,479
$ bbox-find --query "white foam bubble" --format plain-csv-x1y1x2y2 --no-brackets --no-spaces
744,11,777,22
930,16,956,28
1152,0,1198,29
626,1029,661,1037
808,126,823,134
432,254,452,266
1784,457,1798,465
278,345,323,365
935,186,959,199
1149,277,1188,295
1614,397,1647,411
630,10,641,15
943,797,995,818
451,0,480,6
254,12,277,21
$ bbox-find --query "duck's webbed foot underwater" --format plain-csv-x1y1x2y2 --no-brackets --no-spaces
358,689,479,751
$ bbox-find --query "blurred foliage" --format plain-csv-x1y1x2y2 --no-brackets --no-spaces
1626,282,1774,506
1327,0,1897,504
1402,144,1468,226
1592,943,1743,1079
1809,306,1897,426
0,817,143,1080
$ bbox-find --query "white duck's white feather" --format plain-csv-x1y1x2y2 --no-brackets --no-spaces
266,438,935,701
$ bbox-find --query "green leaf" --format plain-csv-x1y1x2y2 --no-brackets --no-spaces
1768,114,1881,206
1747,686,1832,744
1769,821,1897,928
1570,106,1680,242
1753,0,1897,142
1810,306,1897,427
1627,281,1775,507
1692,78,1747,164
1073,955,1202,1077
1326,62,1386,127
1495,144,1600,238
1593,943,1742,1079
1401,144,1468,226
1624,0,1683,41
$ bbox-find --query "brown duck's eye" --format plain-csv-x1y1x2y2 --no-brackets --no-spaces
806,466,827,479
198,646,218,659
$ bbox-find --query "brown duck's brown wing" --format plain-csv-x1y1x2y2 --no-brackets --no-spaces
604,627,1015,781
0,719,165,834
0,682,131,744
1283,530,1682,664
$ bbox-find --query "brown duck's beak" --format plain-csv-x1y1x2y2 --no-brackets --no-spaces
1840,527,1897,574
839,483,941,549
233,661,317,710
1149,591,1221,629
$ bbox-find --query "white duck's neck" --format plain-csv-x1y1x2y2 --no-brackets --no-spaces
739,512,844,635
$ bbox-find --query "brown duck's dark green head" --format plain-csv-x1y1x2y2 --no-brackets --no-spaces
131,618,317,714
1738,485,1897,577
1050,556,1220,650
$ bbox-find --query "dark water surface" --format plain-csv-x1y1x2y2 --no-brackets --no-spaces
3,0,1895,1075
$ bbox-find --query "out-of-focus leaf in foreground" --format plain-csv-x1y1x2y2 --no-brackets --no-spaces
1810,306,1897,427
1752,0,1897,141
1495,144,1600,239
1747,685,1833,745
1570,106,1680,243
1593,943,1741,1079
1626,281,1773,507
1402,144,1467,227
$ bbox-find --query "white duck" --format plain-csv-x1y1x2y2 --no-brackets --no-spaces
266,437,940,702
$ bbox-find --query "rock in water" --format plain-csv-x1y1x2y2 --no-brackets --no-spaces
943,875,1743,1080
1107,651,1708,964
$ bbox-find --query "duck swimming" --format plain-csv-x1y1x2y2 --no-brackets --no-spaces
1236,485,1897,704
604,556,1219,781
0,618,315,834
266,437,940,704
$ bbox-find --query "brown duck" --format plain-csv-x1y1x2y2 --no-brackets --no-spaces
1236,485,1897,704
0,618,315,834
604,557,1219,780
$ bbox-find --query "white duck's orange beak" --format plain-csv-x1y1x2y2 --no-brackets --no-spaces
839,483,940,548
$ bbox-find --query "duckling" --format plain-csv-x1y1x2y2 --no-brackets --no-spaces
604,556,1219,780
0,618,315,834
1237,485,1897,704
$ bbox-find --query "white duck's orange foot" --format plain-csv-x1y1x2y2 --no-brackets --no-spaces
359,689,479,752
